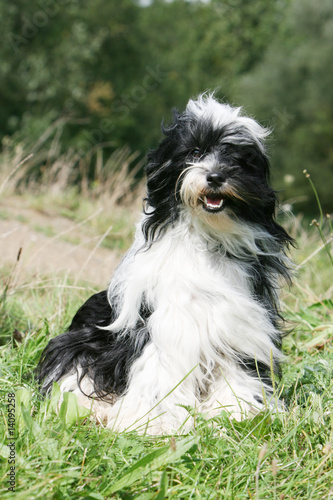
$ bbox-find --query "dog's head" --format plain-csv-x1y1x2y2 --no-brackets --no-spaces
144,94,280,240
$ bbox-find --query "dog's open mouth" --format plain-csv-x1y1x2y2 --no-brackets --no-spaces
203,195,225,213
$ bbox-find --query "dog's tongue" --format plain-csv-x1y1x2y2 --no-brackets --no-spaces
203,195,224,211
206,197,222,207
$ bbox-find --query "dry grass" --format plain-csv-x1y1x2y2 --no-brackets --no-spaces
0,122,145,207
283,213,333,310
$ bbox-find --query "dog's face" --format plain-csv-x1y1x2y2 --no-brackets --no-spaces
145,95,278,237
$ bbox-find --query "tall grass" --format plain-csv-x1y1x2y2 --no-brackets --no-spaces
0,121,145,204
0,129,145,277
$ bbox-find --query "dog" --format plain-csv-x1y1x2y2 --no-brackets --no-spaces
37,93,293,434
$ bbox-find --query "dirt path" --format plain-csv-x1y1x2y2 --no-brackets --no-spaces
0,197,122,288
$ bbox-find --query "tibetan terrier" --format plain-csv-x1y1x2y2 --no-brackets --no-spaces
37,94,293,434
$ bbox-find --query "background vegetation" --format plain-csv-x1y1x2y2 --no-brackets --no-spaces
1,0,332,212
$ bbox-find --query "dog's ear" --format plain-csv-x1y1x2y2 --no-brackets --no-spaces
145,143,170,178
161,107,181,135
239,144,271,182
145,107,185,178
146,132,179,179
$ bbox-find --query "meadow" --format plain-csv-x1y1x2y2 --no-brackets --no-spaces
0,142,332,499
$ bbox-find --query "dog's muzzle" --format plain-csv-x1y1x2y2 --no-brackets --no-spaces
202,172,226,212
179,163,239,214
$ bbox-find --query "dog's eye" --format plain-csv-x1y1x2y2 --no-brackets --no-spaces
191,148,202,160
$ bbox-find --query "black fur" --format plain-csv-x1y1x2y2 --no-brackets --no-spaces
37,291,151,398
36,96,294,410
144,109,293,250
144,106,293,324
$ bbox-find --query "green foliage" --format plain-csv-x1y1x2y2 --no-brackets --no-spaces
1,0,332,212
6,0,333,213
1,0,288,149
237,0,333,212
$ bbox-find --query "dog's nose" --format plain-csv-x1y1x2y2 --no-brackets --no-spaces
206,172,225,187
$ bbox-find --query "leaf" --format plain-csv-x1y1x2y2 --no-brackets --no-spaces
21,405,42,437
80,494,105,500
58,392,90,427
250,412,272,439
303,330,333,350
0,444,9,459
15,388,32,433
308,299,333,310
48,382,61,414
20,406,59,458
15,387,31,408
155,470,169,500
105,436,198,494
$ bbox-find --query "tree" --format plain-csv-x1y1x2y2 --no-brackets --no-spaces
237,0,333,212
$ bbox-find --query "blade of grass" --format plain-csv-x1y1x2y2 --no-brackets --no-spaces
105,436,197,494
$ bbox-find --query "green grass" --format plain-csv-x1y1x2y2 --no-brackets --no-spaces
0,203,332,499
33,224,57,238
13,191,139,253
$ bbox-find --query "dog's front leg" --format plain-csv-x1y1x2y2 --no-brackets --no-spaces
106,303,202,434
105,343,198,434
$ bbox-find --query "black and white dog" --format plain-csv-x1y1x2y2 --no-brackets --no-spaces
37,94,293,434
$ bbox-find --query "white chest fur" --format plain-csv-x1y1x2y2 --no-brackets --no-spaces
98,217,282,432
108,216,280,383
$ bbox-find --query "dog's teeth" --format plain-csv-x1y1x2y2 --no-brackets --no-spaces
204,196,223,209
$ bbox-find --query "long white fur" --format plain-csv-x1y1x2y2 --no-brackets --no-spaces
59,207,285,434
58,94,286,434
186,93,270,151
58,211,280,433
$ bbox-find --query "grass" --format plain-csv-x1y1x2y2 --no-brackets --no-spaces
22,191,139,252
0,141,332,498
0,210,332,499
